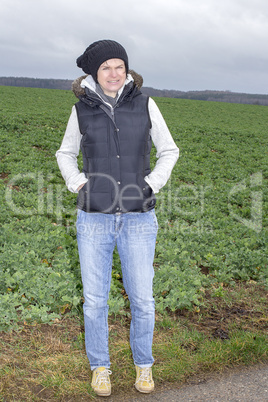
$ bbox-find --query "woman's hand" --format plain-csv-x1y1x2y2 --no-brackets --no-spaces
77,183,85,191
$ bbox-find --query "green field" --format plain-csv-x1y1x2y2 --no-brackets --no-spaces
0,85,267,400
0,85,267,330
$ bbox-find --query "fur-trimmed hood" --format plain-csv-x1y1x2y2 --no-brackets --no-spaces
71,69,143,99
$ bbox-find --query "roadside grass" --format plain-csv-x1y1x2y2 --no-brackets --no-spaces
0,281,267,401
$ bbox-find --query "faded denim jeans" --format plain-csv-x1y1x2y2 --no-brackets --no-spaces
76,209,158,370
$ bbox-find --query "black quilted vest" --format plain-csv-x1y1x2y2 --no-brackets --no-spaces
75,84,156,213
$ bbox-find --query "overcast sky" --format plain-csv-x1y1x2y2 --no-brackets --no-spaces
1,0,268,94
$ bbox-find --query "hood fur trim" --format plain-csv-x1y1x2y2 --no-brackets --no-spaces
71,69,143,98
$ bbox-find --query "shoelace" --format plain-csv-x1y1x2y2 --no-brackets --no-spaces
95,369,112,386
136,367,151,384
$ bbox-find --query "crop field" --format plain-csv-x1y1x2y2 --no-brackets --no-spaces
0,85,267,400
0,85,267,331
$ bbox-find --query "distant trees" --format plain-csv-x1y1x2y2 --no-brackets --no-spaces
0,77,72,90
1,77,268,105
141,87,268,105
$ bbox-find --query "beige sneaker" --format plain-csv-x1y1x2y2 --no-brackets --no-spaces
91,367,112,396
135,366,154,393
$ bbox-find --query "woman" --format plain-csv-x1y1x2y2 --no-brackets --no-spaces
56,39,179,396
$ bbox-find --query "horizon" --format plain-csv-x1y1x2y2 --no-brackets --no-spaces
1,76,267,97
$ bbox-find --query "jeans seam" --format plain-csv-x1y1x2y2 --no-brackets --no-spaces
132,305,137,363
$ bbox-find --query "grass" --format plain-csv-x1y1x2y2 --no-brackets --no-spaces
0,281,267,401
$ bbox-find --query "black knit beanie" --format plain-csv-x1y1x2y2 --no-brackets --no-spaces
76,40,129,82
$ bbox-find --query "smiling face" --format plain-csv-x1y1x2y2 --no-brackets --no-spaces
97,58,127,98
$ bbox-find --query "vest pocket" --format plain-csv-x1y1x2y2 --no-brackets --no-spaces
137,174,156,211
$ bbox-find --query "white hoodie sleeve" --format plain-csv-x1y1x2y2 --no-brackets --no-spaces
55,106,88,193
144,98,179,193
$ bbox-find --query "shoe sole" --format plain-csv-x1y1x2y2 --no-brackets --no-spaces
135,384,154,393
94,390,111,396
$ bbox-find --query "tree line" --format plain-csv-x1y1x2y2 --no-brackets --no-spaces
1,76,268,106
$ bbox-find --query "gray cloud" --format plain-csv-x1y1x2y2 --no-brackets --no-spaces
1,0,268,93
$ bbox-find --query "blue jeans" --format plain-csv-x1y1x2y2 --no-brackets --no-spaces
76,209,158,370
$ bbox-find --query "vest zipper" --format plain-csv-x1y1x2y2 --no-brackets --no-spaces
101,105,121,157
